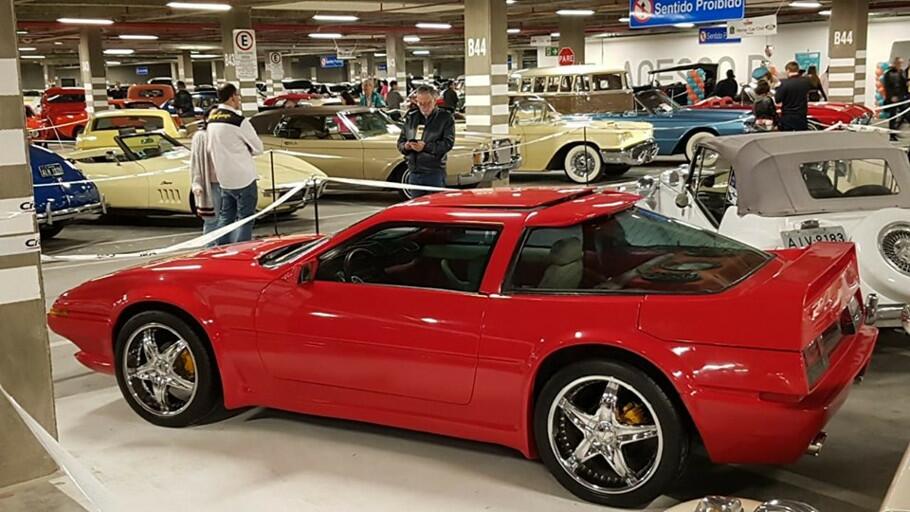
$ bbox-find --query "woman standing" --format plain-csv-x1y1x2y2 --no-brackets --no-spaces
806,66,828,102
752,80,778,131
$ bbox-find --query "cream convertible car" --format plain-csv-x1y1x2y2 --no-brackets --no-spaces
504,97,657,183
67,132,326,215
250,106,521,199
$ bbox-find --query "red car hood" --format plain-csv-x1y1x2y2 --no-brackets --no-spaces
161,233,328,264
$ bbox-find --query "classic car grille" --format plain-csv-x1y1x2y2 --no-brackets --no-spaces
880,223,910,275
491,139,514,165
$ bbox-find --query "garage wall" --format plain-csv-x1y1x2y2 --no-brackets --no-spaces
585,16,910,105
19,62,44,89
192,61,213,85
105,63,172,85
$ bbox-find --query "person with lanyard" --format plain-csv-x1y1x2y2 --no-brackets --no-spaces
396,85,455,197
359,78,386,108
205,83,264,245
775,61,811,131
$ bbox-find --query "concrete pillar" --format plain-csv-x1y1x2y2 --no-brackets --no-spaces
177,51,194,89
558,16,585,65
359,53,375,79
0,0,58,489
220,7,257,116
386,34,407,90
78,28,108,113
827,0,868,104
422,58,434,78
463,0,509,136
508,50,522,70
42,63,54,88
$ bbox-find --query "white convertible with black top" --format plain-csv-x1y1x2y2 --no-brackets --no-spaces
631,131,910,335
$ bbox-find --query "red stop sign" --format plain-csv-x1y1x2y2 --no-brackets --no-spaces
558,47,576,66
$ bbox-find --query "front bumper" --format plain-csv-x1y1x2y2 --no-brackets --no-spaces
36,200,104,226
876,303,910,334
457,155,522,186
264,179,327,212
694,326,878,465
601,139,660,166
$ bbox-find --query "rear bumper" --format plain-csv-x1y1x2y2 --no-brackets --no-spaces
36,201,104,226
876,303,910,335
601,139,660,165
457,156,521,186
695,326,878,465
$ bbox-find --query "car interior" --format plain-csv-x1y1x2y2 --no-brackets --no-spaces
800,159,900,199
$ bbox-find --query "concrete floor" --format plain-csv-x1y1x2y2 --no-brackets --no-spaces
10,165,910,511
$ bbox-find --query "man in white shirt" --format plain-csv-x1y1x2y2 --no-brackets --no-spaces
205,83,264,244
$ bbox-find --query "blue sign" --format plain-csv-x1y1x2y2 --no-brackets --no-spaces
378,63,388,72
698,26,740,44
629,0,745,29
135,66,149,76
795,52,821,72
320,55,344,69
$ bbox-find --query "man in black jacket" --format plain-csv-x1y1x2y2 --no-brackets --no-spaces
173,81,195,125
397,85,455,197
775,61,811,131
714,69,738,100
443,81,459,110
884,57,908,135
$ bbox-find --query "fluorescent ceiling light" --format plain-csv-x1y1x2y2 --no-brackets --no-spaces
119,34,158,40
104,48,135,55
21,55,45,59
506,0,515,3
54,41,63,45
595,32,618,38
403,35,421,42
375,52,386,57
105,61,122,65
416,22,451,29
819,9,831,15
507,28,521,34
619,16,630,22
789,1,821,7
16,30,27,35
556,9,594,16
413,50,430,55
550,32,560,37
19,47,36,51
57,17,113,25
674,22,695,28
312,14,358,21
308,33,342,39
166,2,231,11
191,54,218,59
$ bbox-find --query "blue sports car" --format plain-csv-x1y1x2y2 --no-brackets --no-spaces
31,144,103,239
587,89,753,161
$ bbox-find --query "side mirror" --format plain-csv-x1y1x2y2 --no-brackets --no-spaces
105,150,120,165
675,192,690,208
299,260,317,284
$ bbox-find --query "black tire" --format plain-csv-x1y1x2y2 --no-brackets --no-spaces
603,164,632,177
534,360,689,508
39,224,65,239
70,125,84,140
114,310,224,428
390,165,417,200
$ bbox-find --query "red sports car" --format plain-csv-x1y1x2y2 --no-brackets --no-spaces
49,187,878,507
693,96,874,127
39,87,89,139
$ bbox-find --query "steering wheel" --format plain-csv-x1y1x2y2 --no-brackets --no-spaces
343,246,378,283
843,185,892,197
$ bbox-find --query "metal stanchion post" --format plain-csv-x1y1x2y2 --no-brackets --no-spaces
313,179,320,235
270,151,279,237
584,125,590,185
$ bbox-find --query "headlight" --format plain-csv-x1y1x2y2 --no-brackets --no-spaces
879,222,910,275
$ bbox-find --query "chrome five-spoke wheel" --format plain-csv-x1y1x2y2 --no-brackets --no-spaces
535,360,689,508
115,310,224,427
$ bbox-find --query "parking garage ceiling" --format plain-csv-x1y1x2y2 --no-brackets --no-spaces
13,0,910,63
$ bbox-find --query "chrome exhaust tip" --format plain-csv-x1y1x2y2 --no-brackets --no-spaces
806,432,827,456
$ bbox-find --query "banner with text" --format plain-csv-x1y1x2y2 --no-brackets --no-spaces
699,26,740,44
727,14,778,38
629,0,745,29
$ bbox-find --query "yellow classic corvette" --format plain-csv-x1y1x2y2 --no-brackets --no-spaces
75,109,190,151
250,106,521,199
67,132,326,215
503,97,658,183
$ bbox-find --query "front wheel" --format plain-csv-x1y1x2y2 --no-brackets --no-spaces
114,311,223,428
563,144,603,184
391,166,418,200
534,360,689,508
683,132,716,163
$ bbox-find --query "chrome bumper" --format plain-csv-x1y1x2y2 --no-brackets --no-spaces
876,303,910,334
265,180,327,212
601,139,660,166
457,155,522,186
36,201,104,226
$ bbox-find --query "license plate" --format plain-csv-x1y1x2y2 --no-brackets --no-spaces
38,163,65,178
781,226,848,248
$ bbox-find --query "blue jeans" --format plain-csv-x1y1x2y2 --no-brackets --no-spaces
406,171,445,198
217,181,258,245
202,182,222,246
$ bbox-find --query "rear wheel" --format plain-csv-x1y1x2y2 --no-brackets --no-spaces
391,165,418,200
534,360,689,508
563,144,603,184
114,311,223,428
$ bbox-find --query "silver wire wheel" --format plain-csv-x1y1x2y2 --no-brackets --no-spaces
563,144,603,183
122,322,198,418
547,375,663,495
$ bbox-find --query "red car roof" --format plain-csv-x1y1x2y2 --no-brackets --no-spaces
419,187,594,208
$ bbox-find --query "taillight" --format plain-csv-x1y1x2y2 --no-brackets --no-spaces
803,336,828,388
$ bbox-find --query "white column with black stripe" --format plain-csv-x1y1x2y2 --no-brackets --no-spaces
220,8,258,117
464,0,509,136
78,27,108,114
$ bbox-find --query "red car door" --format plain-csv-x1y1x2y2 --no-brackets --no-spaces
256,223,501,405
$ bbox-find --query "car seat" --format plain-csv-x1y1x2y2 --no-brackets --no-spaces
538,237,583,289
801,168,840,198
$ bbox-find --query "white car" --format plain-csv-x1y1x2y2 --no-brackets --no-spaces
630,131,910,335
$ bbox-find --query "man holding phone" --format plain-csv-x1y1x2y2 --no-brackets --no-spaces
397,85,455,197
